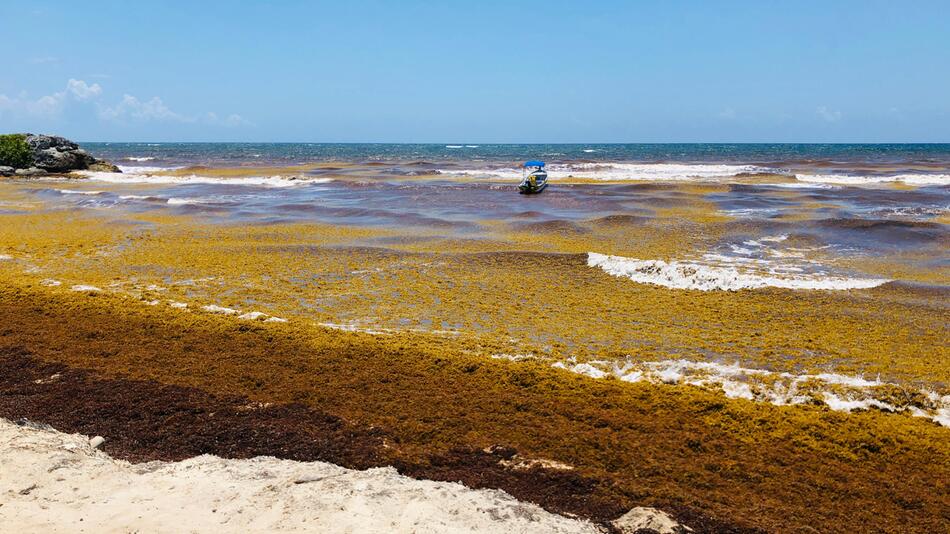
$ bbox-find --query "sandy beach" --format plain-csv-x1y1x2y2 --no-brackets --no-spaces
1,418,611,534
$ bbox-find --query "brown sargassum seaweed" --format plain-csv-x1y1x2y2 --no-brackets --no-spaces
1,286,948,534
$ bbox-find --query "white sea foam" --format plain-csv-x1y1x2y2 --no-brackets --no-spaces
57,189,105,196
587,252,888,291
117,165,183,173
720,207,782,218
761,182,840,190
441,163,779,182
167,197,213,206
318,322,391,335
821,393,896,413
126,156,156,162
551,358,950,427
70,285,102,292
795,173,950,186
445,145,464,149
552,361,607,379
202,304,239,315
78,170,332,188
874,206,950,220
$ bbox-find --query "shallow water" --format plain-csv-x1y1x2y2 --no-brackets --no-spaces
28,144,949,289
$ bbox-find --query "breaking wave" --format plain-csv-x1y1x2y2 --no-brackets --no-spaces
795,173,950,186
77,170,333,188
437,163,949,187
441,163,781,181
57,189,104,196
117,165,183,173
167,197,216,206
587,252,888,291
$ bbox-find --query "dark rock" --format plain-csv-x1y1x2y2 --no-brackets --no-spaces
87,161,121,173
12,133,120,174
25,134,79,153
34,148,86,172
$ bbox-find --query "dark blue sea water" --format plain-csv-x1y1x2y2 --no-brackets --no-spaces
83,143,950,170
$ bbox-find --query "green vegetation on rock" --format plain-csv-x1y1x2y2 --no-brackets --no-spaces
0,134,32,168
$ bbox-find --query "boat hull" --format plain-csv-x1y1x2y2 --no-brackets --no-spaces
518,181,548,194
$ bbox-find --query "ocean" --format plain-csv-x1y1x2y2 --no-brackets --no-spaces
20,142,950,295
84,142,950,180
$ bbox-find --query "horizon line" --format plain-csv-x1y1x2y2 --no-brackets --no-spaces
73,140,950,145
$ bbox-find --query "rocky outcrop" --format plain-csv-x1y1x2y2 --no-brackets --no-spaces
86,160,121,172
2,134,120,176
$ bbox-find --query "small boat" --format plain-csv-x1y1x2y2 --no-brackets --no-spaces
519,161,548,194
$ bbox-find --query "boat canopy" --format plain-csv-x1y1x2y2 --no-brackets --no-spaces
523,160,545,168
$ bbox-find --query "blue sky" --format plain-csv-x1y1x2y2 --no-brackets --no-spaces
2,1,949,142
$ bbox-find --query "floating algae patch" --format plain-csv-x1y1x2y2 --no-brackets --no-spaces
1,199,948,386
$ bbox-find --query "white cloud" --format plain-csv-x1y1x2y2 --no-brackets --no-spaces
0,79,101,117
66,79,102,100
817,106,842,122
1,79,248,128
99,94,193,123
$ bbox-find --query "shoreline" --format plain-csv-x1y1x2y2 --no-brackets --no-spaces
1,418,605,534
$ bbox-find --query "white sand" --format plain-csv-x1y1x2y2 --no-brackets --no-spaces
0,418,603,533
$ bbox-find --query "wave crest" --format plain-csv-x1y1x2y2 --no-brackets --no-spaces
587,252,888,291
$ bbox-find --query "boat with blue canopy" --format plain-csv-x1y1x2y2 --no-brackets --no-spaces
519,161,548,194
